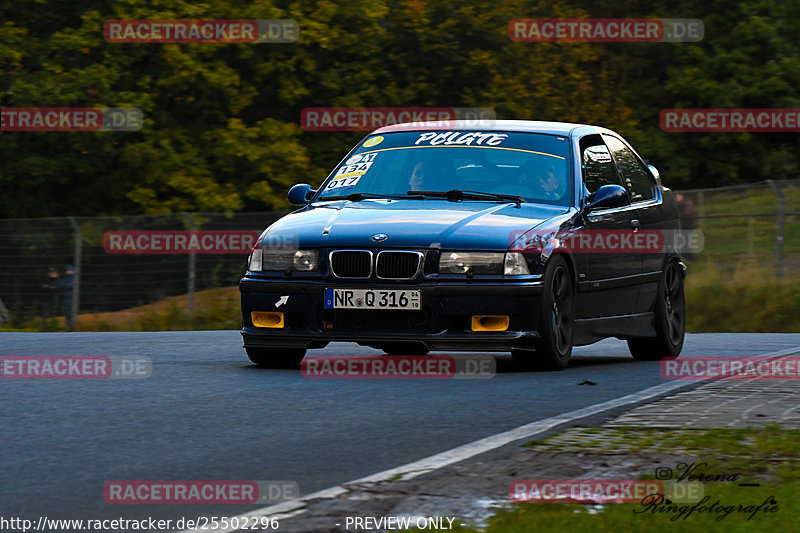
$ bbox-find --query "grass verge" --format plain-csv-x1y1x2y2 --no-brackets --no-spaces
438,425,799,533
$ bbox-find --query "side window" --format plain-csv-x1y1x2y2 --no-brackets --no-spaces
579,135,623,195
602,135,654,202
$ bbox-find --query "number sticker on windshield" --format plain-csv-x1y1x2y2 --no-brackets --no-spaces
327,153,378,191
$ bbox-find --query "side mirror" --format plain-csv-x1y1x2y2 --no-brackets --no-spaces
647,164,660,181
586,184,628,211
287,184,315,206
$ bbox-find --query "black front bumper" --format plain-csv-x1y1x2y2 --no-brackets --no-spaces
240,277,544,351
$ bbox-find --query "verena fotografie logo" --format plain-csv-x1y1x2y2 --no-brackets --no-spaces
1,356,151,380
300,107,496,131
509,228,703,254
1,108,142,132
103,19,298,43
509,18,703,43
661,357,800,380
103,230,261,254
104,480,299,504
661,109,800,132
301,355,495,379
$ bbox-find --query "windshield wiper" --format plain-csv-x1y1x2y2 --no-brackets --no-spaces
407,189,524,205
315,192,417,202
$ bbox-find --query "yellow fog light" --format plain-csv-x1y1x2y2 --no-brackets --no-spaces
251,311,284,328
471,315,509,332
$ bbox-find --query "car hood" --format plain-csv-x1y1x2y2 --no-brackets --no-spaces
260,199,571,250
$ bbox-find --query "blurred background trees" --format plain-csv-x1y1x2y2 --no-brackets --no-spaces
1,0,799,217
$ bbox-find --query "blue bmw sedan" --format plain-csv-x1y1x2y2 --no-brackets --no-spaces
240,120,686,369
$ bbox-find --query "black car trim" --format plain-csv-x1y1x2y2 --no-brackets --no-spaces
329,249,373,279
240,278,544,296
573,312,655,344
242,329,541,352
375,250,425,280
577,270,662,292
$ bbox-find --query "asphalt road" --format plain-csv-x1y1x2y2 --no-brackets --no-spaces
2,332,800,526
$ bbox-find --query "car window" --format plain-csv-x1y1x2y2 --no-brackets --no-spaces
602,135,654,202
579,135,623,195
315,131,573,206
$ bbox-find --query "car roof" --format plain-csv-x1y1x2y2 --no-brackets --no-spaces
373,119,613,136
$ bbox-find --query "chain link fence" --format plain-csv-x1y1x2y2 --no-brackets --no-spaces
0,180,797,330
0,212,284,328
673,179,800,277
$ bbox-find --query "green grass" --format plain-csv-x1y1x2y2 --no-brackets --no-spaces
685,185,800,217
455,486,798,533
685,262,800,332
421,425,800,533
680,184,800,264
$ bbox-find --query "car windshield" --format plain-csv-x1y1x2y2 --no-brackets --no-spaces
315,130,572,206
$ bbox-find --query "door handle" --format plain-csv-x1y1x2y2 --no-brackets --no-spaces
631,219,640,231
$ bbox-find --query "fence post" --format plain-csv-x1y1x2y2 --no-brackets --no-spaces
747,216,755,256
0,297,10,326
766,180,785,279
67,216,82,331
182,212,196,315
697,190,705,230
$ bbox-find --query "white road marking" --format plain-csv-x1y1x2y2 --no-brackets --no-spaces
275,296,289,308
180,345,800,533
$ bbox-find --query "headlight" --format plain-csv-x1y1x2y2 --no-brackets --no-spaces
249,249,318,272
249,249,262,271
504,252,530,275
439,252,504,274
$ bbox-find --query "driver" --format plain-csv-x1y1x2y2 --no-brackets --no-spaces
408,153,452,191
521,158,563,200
409,161,426,190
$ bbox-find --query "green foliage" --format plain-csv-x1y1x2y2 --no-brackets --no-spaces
1,0,799,216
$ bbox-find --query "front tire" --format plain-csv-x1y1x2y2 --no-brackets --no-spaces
512,255,574,371
627,260,685,360
246,347,306,369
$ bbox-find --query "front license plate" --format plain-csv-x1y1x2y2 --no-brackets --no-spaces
324,288,421,310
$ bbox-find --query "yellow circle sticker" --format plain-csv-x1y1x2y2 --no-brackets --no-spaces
363,136,384,148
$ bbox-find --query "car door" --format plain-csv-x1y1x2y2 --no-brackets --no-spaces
601,134,665,314
576,134,642,318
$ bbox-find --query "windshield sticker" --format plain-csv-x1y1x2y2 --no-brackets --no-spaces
415,131,508,146
327,153,378,191
362,135,384,148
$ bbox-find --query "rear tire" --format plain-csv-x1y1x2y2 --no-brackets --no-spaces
246,347,306,369
627,260,685,360
512,256,574,371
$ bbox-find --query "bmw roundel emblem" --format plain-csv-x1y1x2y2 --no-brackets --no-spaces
372,233,388,242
